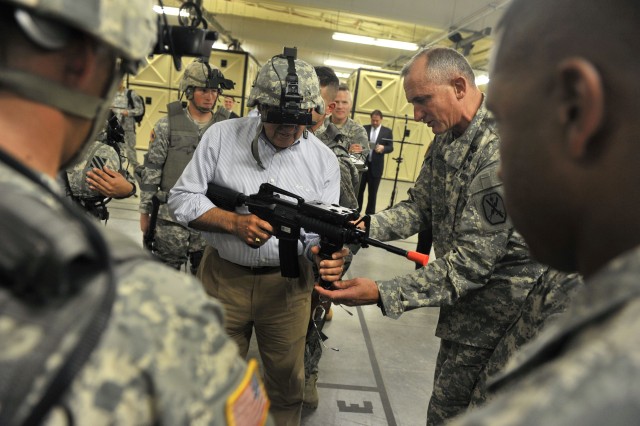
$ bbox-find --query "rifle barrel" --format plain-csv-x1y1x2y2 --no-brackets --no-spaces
363,236,429,266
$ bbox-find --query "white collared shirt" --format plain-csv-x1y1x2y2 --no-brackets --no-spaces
169,117,340,267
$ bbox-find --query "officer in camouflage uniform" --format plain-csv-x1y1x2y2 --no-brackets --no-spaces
111,80,144,170
451,0,640,424
327,83,370,160
139,59,233,273
0,0,272,424
316,47,546,425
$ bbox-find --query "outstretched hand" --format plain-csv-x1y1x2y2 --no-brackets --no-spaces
314,277,380,306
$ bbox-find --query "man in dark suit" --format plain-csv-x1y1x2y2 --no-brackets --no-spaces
223,95,240,118
358,110,393,214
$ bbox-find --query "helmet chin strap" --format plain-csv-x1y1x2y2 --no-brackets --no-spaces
194,104,213,114
191,94,219,114
0,67,121,169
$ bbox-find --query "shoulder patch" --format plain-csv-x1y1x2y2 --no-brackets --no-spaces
226,359,270,425
469,164,511,231
481,192,507,225
149,130,156,145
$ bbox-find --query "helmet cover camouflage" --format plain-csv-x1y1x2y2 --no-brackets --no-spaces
248,55,324,114
4,0,157,69
179,60,225,93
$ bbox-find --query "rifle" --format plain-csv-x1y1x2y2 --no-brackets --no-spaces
143,195,160,251
206,182,429,289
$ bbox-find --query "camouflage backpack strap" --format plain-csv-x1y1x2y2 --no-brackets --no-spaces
0,179,115,425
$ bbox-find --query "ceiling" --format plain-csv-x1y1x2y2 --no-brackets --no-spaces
159,0,510,78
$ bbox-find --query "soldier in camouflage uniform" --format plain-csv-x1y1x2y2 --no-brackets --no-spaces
64,114,137,221
450,0,640,424
327,83,370,160
0,0,272,424
316,47,546,425
302,66,360,409
312,67,360,211
111,79,144,170
139,59,233,273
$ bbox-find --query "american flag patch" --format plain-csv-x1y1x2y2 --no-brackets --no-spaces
226,359,270,426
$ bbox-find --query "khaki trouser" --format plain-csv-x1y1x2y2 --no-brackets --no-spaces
198,246,313,426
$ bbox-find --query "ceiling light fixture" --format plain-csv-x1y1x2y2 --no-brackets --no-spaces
332,32,419,51
325,59,381,70
334,71,351,79
152,5,190,17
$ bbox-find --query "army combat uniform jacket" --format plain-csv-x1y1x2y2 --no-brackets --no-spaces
325,116,371,159
455,245,640,425
0,157,271,425
371,99,545,350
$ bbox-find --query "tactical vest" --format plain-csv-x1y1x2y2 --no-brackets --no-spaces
159,101,215,193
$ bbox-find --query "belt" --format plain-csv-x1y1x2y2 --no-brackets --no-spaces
235,264,281,275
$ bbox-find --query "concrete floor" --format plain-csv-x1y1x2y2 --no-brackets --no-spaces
106,174,440,426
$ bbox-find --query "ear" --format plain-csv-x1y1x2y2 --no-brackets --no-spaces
556,58,604,158
452,76,467,99
325,101,336,116
61,36,98,88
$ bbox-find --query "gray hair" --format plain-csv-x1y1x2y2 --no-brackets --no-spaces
401,47,476,88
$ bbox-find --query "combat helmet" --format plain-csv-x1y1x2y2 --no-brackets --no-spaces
3,0,156,73
179,59,235,100
248,47,324,124
0,0,157,167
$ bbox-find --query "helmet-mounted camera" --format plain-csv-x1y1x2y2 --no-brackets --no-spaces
180,58,235,100
152,1,218,71
264,47,314,126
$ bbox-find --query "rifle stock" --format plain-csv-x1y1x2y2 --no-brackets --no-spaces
206,183,429,289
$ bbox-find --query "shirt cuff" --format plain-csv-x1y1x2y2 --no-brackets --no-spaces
377,279,404,319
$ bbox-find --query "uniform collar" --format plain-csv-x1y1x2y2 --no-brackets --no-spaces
441,96,490,170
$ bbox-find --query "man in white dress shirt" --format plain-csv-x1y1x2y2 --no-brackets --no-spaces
169,48,347,426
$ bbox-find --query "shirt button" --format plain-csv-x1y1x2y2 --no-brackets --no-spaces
269,179,275,183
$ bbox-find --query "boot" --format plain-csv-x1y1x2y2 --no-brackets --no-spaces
303,372,319,409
